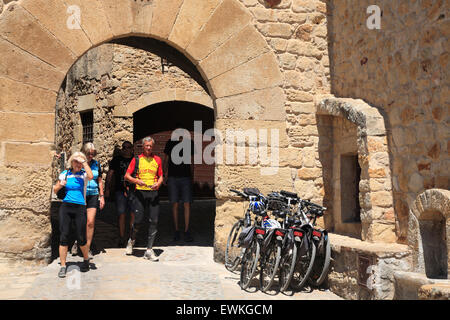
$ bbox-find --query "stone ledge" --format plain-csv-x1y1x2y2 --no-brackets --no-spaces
330,233,410,258
419,283,450,300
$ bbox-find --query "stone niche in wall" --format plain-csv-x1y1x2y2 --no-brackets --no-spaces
409,189,450,280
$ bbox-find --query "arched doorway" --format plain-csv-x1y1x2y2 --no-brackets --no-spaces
133,101,215,199
132,101,216,247
0,0,286,262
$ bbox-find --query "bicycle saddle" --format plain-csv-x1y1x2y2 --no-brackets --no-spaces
280,190,298,198
243,187,260,196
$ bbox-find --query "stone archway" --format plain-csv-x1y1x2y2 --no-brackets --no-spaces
114,88,213,117
409,189,450,279
0,0,286,262
315,96,395,242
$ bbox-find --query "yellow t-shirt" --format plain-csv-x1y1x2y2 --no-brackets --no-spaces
127,154,163,191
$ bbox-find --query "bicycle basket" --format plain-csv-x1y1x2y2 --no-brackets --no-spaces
267,198,286,211
238,226,255,249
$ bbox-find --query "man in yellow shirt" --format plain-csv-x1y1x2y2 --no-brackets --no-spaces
124,137,163,261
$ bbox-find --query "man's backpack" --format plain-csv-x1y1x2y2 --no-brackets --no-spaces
126,156,139,192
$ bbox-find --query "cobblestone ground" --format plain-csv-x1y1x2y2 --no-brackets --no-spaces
0,200,342,300
0,245,342,300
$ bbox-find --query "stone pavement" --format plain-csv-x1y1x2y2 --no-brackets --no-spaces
0,245,342,300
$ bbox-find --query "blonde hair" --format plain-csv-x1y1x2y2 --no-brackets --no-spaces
67,152,87,169
81,142,97,157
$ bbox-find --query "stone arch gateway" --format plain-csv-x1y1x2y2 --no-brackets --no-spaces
0,0,286,262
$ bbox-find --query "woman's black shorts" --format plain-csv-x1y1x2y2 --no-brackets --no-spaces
86,195,99,209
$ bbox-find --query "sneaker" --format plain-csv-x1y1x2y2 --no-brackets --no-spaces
71,241,78,256
58,266,67,278
173,231,180,241
80,259,90,272
143,249,159,262
184,231,193,242
125,238,135,255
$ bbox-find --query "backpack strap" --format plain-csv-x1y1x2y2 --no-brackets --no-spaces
132,156,139,178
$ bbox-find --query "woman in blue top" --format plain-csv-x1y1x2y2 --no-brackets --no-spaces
81,143,105,258
53,152,93,278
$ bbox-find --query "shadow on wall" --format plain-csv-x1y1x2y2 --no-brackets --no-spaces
316,114,334,232
419,211,448,279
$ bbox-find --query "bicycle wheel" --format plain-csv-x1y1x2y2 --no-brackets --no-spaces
309,233,331,287
259,239,282,293
279,241,298,293
290,239,316,291
225,221,243,272
240,238,260,290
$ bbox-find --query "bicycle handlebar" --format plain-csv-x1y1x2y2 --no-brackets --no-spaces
229,189,248,198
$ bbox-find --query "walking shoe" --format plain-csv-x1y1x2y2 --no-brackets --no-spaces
184,230,193,242
71,241,78,256
80,259,90,272
58,266,67,278
143,249,159,262
125,238,135,255
173,230,180,241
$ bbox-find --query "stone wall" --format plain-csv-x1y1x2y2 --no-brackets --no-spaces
328,0,449,243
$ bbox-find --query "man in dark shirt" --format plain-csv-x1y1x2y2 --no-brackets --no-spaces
105,141,135,247
163,129,195,242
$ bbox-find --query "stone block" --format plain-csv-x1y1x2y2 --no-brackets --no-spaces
215,119,289,148
0,209,51,254
215,165,293,198
0,38,65,91
186,0,252,61
21,0,92,57
215,87,285,121
169,0,222,50
4,142,54,166
0,166,53,212
370,191,394,208
76,94,96,112
100,0,134,37
0,77,56,113
199,24,270,80
0,4,76,72
66,0,114,44
393,271,434,300
257,22,293,38
131,2,154,36
0,112,54,142
209,52,283,98
368,222,397,243
150,0,184,41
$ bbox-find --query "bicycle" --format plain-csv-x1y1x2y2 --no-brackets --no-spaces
236,188,268,290
259,192,298,293
224,189,253,272
282,191,329,290
303,203,330,287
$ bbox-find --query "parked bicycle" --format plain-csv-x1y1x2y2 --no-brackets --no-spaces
259,191,298,293
279,191,329,290
225,188,269,290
